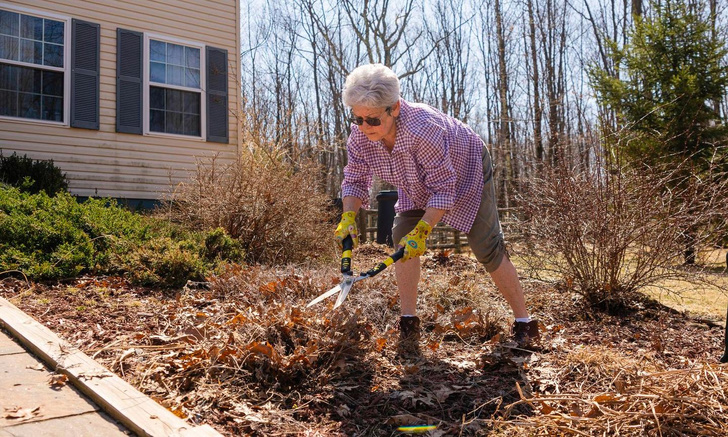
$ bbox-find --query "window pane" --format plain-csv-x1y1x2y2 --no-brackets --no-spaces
20,15,42,40
167,65,183,86
19,39,42,64
0,10,19,36
18,67,41,93
166,88,182,112
19,92,40,119
0,89,17,116
150,109,164,132
44,19,63,44
166,111,182,134
150,62,165,83
150,86,165,109
1,64,63,122
167,43,183,66
0,63,17,89
43,43,63,67
185,68,199,88
150,39,165,62
0,35,18,61
185,47,199,68
183,91,199,114
183,113,200,136
42,95,62,121
42,70,63,96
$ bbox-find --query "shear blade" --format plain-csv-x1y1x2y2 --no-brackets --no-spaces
333,280,354,308
333,288,350,308
306,284,341,307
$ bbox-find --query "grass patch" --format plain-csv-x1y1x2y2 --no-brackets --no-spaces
642,248,728,319
644,283,727,319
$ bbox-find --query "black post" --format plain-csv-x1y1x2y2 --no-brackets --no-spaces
375,190,398,247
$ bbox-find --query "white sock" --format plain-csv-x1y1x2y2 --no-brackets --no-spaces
401,314,416,318
515,317,532,323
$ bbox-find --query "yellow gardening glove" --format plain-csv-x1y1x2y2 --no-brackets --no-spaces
399,220,432,261
334,211,359,249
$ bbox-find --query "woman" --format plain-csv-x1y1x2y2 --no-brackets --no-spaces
334,64,539,352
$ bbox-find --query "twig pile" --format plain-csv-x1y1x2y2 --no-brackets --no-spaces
491,359,728,436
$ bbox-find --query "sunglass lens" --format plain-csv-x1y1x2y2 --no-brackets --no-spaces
349,114,383,126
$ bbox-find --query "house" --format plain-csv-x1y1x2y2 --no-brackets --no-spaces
0,0,240,206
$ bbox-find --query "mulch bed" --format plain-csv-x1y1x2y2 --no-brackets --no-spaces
2,246,726,436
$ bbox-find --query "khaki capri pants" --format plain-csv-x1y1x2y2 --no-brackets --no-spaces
391,147,506,273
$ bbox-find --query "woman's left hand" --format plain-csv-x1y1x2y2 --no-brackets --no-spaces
399,220,432,261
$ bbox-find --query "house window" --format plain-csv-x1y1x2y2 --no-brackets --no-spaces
0,8,66,122
147,38,202,137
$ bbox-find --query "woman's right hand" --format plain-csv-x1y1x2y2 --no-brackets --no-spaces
334,211,359,249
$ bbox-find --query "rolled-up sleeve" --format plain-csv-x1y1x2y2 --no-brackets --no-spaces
417,125,456,211
341,135,372,207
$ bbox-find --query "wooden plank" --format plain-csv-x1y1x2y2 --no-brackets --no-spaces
0,297,222,437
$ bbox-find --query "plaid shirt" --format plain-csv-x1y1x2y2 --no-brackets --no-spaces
342,99,485,233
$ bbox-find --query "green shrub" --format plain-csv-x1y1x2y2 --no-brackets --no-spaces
0,186,244,286
0,152,69,196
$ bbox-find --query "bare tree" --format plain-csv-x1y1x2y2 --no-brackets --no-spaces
421,0,475,120
493,0,518,207
238,0,728,202
526,0,544,166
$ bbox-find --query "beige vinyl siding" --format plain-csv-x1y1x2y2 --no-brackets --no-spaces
0,0,239,200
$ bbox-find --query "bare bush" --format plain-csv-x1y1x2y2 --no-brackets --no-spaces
168,149,336,265
516,147,728,308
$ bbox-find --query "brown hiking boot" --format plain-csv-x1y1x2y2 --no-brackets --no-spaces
512,320,540,347
397,316,421,355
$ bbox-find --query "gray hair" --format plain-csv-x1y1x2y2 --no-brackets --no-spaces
343,64,400,108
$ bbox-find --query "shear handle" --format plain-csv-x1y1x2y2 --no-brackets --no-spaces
363,247,405,278
341,235,354,274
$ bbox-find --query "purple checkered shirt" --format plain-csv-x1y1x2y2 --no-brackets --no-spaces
341,99,485,233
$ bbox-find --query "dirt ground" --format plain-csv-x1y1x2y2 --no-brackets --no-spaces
2,245,727,436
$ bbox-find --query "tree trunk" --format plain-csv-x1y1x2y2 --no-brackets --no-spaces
632,0,642,18
494,0,515,207
527,0,543,167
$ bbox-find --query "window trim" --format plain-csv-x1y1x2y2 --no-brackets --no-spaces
143,32,206,140
0,2,71,126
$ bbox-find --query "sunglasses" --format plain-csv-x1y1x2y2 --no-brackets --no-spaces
349,107,392,126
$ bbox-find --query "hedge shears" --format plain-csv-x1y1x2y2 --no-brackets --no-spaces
307,235,404,308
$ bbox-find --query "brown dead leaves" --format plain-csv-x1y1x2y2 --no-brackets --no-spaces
48,373,68,388
4,249,727,437
3,406,41,422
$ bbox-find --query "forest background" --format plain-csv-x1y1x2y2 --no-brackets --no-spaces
239,0,728,208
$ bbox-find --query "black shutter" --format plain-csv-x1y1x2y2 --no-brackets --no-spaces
71,19,100,130
116,29,143,134
206,46,228,143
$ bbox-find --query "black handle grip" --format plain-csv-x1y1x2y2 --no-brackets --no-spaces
341,235,353,274
390,247,405,263
342,235,353,251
